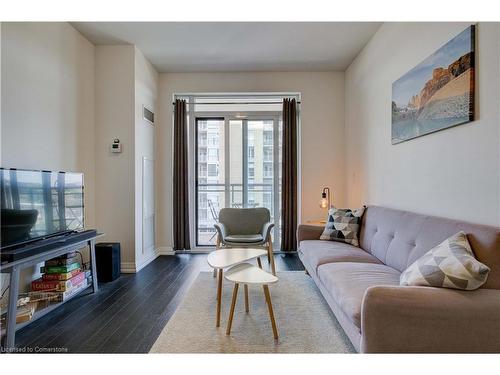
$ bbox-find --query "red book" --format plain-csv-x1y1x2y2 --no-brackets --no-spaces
32,272,85,292
42,269,81,281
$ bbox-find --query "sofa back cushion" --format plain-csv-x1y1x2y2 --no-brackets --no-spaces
219,207,270,235
359,206,500,289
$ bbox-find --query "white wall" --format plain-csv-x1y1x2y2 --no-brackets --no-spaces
134,48,158,269
345,22,500,226
0,23,2,163
1,22,95,289
157,72,345,250
1,22,96,226
95,45,136,267
95,45,159,272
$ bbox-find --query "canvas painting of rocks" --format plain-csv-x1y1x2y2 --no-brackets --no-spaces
392,25,475,144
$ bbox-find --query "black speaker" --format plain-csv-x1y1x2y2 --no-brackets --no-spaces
95,242,121,282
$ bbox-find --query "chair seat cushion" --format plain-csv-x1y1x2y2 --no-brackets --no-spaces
225,234,264,243
299,240,381,274
317,262,401,328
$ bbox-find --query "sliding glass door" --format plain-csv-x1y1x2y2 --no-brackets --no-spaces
195,115,282,247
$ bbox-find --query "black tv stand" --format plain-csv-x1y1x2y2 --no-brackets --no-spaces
0,230,103,350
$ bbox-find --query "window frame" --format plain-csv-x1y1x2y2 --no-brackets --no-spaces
177,92,301,252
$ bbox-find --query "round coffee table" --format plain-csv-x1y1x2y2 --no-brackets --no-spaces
207,248,267,327
224,262,279,339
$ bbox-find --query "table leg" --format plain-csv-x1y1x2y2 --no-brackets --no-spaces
216,269,223,327
257,257,262,269
268,241,276,276
244,284,249,313
5,266,20,349
263,284,278,340
226,283,239,335
89,239,99,293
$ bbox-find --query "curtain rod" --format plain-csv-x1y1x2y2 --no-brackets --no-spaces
171,101,301,105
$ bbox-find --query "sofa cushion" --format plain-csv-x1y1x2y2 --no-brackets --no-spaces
317,262,401,328
299,240,381,274
400,231,490,290
320,207,365,247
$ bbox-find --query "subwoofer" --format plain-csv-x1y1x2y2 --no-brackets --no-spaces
95,242,121,282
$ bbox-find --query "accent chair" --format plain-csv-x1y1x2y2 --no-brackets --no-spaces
214,207,276,275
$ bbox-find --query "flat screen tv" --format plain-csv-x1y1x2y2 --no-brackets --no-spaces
0,168,84,249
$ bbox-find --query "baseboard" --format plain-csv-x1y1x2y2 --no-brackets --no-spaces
120,247,175,273
120,262,138,274
156,246,175,256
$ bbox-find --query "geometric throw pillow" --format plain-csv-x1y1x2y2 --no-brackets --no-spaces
400,231,490,290
319,206,366,247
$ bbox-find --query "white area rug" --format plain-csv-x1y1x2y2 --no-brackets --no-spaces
150,271,355,353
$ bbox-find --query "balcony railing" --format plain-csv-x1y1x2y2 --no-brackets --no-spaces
197,182,281,246
197,182,274,207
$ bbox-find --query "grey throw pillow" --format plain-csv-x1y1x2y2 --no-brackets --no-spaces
319,206,365,247
400,231,490,290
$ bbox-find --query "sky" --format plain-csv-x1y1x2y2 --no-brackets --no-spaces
392,25,474,107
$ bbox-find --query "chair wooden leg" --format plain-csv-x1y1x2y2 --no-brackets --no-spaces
268,241,276,276
226,283,239,335
263,284,278,340
244,284,249,313
216,269,223,327
213,234,221,278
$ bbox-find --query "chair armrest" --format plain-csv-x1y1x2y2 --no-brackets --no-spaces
296,224,324,243
261,222,275,241
213,222,227,240
361,285,500,353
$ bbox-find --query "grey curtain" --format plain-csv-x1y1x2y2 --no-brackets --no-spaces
173,99,191,250
281,98,298,251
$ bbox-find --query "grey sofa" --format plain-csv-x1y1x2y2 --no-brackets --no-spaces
297,205,500,353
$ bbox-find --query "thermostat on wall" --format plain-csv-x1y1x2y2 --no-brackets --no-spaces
111,139,122,153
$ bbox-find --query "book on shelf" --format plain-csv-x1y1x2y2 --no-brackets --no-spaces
31,272,85,292
52,278,89,302
42,268,81,281
40,262,80,274
45,254,79,267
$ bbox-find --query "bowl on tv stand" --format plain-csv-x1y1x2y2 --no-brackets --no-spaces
0,209,38,246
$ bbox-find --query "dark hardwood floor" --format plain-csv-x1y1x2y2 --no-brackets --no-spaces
12,253,304,353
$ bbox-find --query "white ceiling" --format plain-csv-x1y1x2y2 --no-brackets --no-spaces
72,22,381,73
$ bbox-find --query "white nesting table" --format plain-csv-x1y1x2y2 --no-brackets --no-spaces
207,248,267,327
224,263,279,339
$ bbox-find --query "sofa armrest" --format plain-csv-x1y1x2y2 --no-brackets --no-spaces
361,285,500,353
296,224,324,243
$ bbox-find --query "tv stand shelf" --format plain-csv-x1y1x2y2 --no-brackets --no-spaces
0,230,103,350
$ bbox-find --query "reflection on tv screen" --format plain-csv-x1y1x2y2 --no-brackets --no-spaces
1,169,84,248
